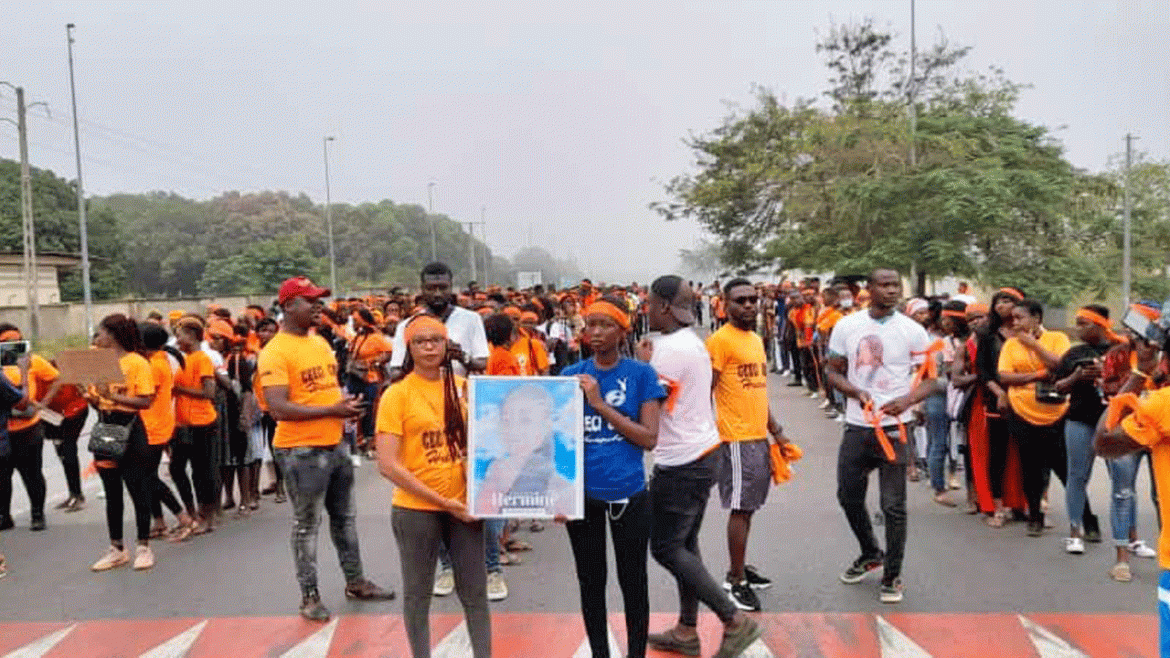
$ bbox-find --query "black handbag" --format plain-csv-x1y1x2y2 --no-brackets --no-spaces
88,415,131,460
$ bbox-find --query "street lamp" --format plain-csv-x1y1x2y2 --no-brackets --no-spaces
427,181,437,261
66,23,94,337
323,136,337,294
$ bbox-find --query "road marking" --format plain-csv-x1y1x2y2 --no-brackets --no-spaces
278,619,338,658
740,636,775,658
139,620,208,658
571,623,620,658
1,624,75,658
1018,615,1089,658
433,621,472,658
875,616,932,658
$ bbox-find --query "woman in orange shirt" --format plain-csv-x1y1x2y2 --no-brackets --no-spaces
346,308,392,457
254,318,285,503
85,314,159,572
171,320,220,535
376,315,489,658
139,323,194,540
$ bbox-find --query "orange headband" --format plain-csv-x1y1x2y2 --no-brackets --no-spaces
404,315,448,344
584,301,630,330
520,311,539,323
966,303,989,318
999,287,1024,301
1131,304,1161,322
941,310,967,319
0,330,21,342
1077,309,1126,344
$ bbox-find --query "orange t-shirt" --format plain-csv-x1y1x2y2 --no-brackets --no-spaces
707,324,770,442
510,334,549,376
998,329,1071,426
1120,388,1170,569
49,383,88,418
174,350,218,427
789,304,816,347
140,351,176,445
487,345,522,376
350,331,393,384
5,355,58,432
89,352,155,414
376,372,467,511
257,331,344,448
816,307,844,335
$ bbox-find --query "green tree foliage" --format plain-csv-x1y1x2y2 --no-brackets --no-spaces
0,159,125,300
656,20,1113,305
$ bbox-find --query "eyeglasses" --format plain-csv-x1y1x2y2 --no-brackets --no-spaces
410,336,447,348
731,296,759,305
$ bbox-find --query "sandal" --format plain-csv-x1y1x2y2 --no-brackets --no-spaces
0,553,6,578
504,538,532,552
168,523,195,543
528,521,545,532
190,521,214,536
499,551,523,566
985,509,1008,528
274,493,287,504
1110,562,1132,582
149,524,168,539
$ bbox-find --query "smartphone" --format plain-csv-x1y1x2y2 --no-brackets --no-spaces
1074,357,1099,369
0,341,29,366
1123,308,1165,345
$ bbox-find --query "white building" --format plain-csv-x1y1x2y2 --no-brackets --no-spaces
0,252,81,307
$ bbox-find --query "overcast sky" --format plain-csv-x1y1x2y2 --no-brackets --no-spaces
2,1,1166,285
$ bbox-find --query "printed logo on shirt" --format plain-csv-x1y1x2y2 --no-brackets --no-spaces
605,378,627,407
299,363,340,393
421,428,454,465
736,362,768,389
658,374,681,413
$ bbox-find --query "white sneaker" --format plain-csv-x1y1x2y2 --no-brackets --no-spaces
351,455,363,467
808,391,820,399
133,545,155,570
486,571,508,601
433,567,455,596
819,399,832,409
91,546,130,572
1129,540,1157,559
1064,537,1084,554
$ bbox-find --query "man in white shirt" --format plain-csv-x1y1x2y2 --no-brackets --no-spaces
388,262,489,379
641,275,762,658
825,268,938,605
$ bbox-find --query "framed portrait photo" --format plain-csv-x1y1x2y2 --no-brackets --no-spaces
467,375,584,519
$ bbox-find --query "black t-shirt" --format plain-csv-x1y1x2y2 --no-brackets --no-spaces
1056,342,1110,425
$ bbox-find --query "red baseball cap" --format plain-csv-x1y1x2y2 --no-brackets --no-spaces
277,276,331,305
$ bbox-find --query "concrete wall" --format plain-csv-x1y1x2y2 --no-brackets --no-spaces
0,295,269,341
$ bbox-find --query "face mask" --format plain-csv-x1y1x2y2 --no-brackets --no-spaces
839,296,854,309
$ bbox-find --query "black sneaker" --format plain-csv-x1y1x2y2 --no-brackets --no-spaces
840,553,884,584
29,515,45,532
728,579,761,611
0,516,13,531
744,565,772,589
345,578,396,600
299,591,331,622
879,578,904,604
1026,521,1044,537
1084,514,1102,543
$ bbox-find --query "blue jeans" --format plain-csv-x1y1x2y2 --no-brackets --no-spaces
1064,420,1096,532
924,393,950,494
485,519,504,573
1106,450,1158,546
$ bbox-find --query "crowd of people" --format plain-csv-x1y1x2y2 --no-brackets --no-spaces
1,262,1169,656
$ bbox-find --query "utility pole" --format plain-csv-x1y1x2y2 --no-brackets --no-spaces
427,182,437,262
1123,133,1137,304
480,206,489,286
907,0,923,296
464,221,484,284
2,84,45,343
323,136,337,294
67,23,94,338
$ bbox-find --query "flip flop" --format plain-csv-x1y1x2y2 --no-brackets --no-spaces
504,538,532,552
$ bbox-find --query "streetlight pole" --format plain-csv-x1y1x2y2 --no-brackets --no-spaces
480,206,489,286
1123,133,1137,304
66,23,94,338
427,182,437,262
2,83,46,343
323,136,337,294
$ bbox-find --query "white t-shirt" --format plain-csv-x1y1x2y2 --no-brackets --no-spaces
389,305,490,377
827,310,930,427
648,327,721,467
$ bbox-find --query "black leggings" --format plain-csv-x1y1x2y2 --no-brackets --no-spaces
145,444,183,519
987,415,1011,500
45,407,88,498
168,424,217,514
0,423,46,520
97,415,153,544
566,490,651,658
1009,415,1096,526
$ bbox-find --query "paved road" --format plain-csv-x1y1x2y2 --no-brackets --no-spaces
0,373,1160,656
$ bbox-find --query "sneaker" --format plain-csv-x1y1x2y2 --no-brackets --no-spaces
647,629,701,657
1063,537,1084,554
432,567,455,596
91,546,130,572
1026,521,1044,537
840,553,884,584
713,616,762,658
29,515,45,532
947,473,962,490
486,571,508,601
879,578,904,604
743,565,772,589
786,381,804,387
345,578,396,600
0,516,13,531
807,391,820,399
1128,540,1157,559
728,580,761,611
350,455,362,467
133,545,155,570
300,592,331,622
819,398,831,410
1110,561,1133,582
